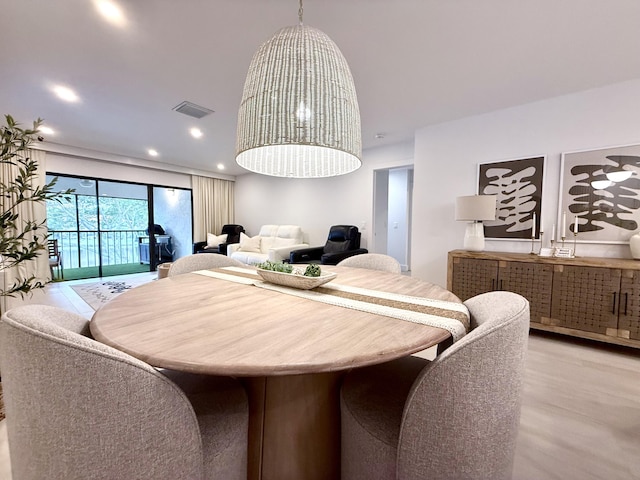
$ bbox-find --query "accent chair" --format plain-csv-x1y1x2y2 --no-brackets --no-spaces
0,304,249,480
340,291,530,480
337,253,401,274
289,225,368,265
168,253,244,277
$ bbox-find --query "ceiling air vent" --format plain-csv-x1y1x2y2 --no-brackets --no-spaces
172,101,214,119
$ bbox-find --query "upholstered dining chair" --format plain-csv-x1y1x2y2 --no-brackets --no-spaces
168,253,244,277
340,291,530,480
0,304,249,480
337,253,402,274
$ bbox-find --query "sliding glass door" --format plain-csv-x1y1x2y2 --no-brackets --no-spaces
46,175,193,280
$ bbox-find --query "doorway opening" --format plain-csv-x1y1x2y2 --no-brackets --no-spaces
372,167,414,272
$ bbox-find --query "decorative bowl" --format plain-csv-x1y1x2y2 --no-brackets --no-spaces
256,268,337,290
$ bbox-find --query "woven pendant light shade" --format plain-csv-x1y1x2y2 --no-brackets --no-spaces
236,24,362,178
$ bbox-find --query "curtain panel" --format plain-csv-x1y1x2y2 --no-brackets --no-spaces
192,175,235,242
0,148,50,299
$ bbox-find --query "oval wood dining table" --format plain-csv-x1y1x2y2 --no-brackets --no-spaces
90,265,462,480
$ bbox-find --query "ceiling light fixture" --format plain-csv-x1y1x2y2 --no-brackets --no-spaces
217,163,225,170
148,149,159,157
190,128,203,139
53,85,79,102
38,126,54,135
94,0,127,27
235,0,361,178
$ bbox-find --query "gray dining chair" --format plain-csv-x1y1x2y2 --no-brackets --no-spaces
168,253,244,277
0,304,249,480
337,253,402,274
340,291,530,480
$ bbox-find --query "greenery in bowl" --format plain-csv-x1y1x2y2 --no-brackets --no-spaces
256,261,322,277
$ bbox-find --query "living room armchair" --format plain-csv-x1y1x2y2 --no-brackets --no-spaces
289,225,367,265
193,224,245,255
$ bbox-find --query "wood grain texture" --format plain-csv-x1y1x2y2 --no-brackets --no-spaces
90,266,455,376
90,266,458,480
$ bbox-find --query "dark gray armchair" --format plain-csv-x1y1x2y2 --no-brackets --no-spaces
289,225,367,265
193,224,245,255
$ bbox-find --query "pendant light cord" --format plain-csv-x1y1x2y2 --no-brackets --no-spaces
298,0,304,24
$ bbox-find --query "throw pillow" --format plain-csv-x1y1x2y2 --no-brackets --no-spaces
238,232,261,253
206,233,228,248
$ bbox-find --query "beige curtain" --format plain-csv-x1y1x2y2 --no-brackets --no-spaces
1,148,50,298
192,175,235,241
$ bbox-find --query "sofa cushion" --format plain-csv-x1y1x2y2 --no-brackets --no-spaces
261,236,298,253
238,233,261,253
206,233,228,249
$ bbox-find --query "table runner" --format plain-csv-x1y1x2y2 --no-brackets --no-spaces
193,267,468,341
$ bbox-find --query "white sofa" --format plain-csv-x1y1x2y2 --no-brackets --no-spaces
227,225,309,265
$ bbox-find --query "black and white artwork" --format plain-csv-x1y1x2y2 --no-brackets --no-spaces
478,156,545,240
559,144,640,243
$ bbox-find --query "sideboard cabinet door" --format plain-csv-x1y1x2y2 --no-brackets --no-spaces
450,257,498,301
550,265,620,335
618,270,640,341
499,261,553,324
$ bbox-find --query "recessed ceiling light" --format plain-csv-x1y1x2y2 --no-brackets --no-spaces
190,128,203,139
217,163,225,170
94,0,127,27
39,126,55,135
148,149,159,157
52,85,79,102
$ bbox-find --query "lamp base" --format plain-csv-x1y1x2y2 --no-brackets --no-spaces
464,221,485,251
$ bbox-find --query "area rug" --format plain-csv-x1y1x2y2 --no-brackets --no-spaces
71,279,149,310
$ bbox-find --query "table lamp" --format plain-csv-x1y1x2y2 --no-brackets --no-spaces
455,195,497,251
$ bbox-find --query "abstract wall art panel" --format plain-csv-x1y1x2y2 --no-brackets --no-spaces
478,156,545,240
559,143,640,243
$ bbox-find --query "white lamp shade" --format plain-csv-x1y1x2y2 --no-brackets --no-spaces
455,195,497,221
236,24,362,178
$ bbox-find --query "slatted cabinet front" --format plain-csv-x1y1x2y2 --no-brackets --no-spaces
550,265,620,335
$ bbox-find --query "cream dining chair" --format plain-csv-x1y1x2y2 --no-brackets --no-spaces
0,305,249,480
340,291,530,480
337,253,402,274
168,253,244,277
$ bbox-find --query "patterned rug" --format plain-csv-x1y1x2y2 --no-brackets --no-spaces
71,280,144,310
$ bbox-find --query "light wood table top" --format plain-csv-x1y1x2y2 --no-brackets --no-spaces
90,265,461,480
90,266,458,376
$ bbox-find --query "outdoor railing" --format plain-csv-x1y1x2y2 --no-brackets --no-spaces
49,230,147,269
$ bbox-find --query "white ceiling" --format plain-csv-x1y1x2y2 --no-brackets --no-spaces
3,0,640,177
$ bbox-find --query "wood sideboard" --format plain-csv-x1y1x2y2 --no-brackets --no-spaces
447,250,640,349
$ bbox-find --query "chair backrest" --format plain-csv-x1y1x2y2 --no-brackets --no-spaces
48,239,59,257
220,224,245,245
168,253,244,277
397,291,530,480
324,225,361,253
0,305,205,480
337,253,401,274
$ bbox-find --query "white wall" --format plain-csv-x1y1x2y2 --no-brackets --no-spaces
46,152,192,189
413,78,640,287
234,141,414,248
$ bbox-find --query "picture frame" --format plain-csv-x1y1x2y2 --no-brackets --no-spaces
559,143,640,244
477,155,545,240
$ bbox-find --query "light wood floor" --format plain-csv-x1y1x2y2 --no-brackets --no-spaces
0,277,639,479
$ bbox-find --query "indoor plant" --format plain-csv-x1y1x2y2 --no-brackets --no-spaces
0,114,72,298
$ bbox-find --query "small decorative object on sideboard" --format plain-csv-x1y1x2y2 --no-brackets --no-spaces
631,232,640,259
